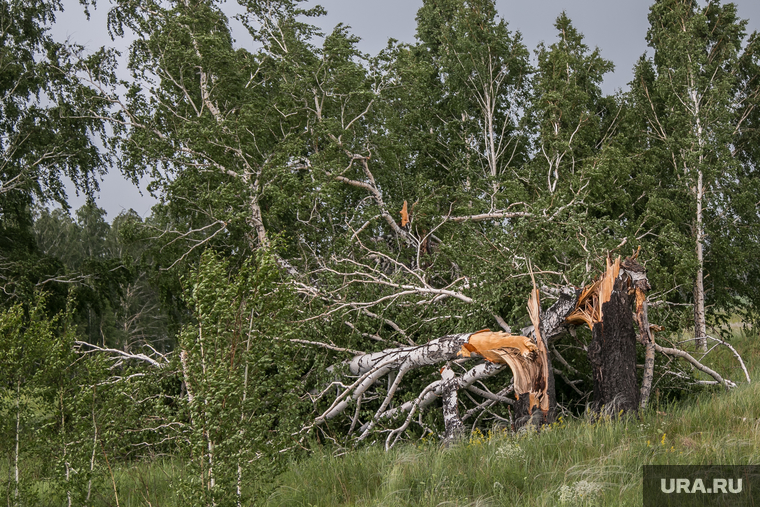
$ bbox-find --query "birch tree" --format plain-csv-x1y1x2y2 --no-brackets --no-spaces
629,0,753,349
529,13,614,196
0,0,112,303
178,249,302,505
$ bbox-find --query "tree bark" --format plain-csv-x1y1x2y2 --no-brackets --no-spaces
633,295,656,409
440,365,465,444
315,290,579,441
15,380,20,505
587,277,639,415
623,257,656,410
536,286,579,423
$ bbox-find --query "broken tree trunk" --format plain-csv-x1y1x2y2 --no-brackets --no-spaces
440,364,465,444
534,286,579,425
566,255,643,416
587,276,639,415
311,286,578,444
458,330,549,431
305,251,752,447
456,286,552,431
624,255,656,410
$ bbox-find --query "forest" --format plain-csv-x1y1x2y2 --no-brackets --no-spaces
1,0,760,505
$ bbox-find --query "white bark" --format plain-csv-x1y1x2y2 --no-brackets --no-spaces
238,309,254,506
313,292,578,444
367,361,507,427
197,325,216,494
441,365,465,443
346,333,472,376
654,342,735,389
687,54,708,352
14,381,20,505
74,341,168,369
87,390,98,504
693,167,707,352
59,390,72,507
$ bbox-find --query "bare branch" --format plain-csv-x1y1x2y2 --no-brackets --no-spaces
74,341,169,369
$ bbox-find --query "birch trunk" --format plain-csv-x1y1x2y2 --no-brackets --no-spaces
87,389,98,504
197,326,215,495
693,153,707,351
59,390,72,507
243,170,268,249
634,297,656,410
689,67,708,352
14,380,20,506
440,365,465,444
237,309,254,507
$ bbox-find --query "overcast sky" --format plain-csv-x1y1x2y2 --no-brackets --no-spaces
52,0,760,220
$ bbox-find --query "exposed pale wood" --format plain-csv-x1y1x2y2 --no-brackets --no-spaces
400,200,409,227
458,331,537,360
566,255,621,330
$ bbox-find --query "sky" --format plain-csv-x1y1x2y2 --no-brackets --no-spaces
52,0,760,220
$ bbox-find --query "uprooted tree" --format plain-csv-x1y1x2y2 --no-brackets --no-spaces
305,253,750,448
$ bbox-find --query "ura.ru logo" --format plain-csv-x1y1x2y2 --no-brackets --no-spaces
660,478,742,494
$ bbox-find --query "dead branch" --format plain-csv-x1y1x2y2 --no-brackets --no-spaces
449,210,532,222
74,341,169,369
654,342,736,390
705,334,751,384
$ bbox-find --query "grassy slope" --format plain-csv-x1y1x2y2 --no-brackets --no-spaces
267,330,760,507
5,331,755,506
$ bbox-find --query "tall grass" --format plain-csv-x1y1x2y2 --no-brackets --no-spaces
267,329,760,507
3,329,756,506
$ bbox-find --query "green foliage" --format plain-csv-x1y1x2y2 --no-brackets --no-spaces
0,293,76,504
33,203,169,350
1,0,760,503
177,248,304,504
0,0,115,305
625,0,760,332
0,0,110,205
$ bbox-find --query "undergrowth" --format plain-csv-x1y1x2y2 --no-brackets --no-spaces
3,330,755,506
266,328,760,507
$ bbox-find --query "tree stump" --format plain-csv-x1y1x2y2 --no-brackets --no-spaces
587,277,639,415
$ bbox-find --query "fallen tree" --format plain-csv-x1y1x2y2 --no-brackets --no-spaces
69,254,751,451
306,253,750,448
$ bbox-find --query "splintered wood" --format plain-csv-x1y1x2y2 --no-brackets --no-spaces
566,256,621,330
458,330,537,361
399,200,409,227
566,252,649,413
456,287,550,420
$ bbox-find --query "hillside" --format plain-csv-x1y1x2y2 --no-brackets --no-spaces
267,331,760,507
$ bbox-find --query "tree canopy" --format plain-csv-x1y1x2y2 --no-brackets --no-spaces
1,0,759,503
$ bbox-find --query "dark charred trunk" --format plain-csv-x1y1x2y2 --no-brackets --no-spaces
541,356,557,426
513,394,549,432
587,278,639,415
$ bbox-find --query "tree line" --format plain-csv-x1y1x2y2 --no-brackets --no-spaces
1,0,759,504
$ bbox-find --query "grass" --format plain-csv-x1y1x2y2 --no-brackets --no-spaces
0,458,183,507
265,328,760,507
2,329,756,506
